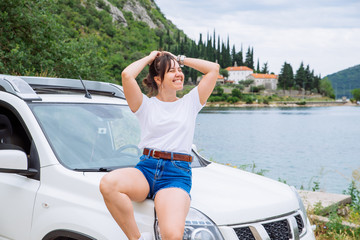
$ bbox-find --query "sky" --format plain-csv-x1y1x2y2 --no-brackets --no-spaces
154,0,360,76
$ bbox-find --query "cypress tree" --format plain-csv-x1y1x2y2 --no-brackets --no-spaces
295,62,306,89
250,47,254,70
304,65,313,90
313,74,320,93
245,47,253,69
225,36,231,67
278,62,294,90
213,29,216,49
261,62,269,74
231,45,236,66
220,42,226,67
216,35,221,63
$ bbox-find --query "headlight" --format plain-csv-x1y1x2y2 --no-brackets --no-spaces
291,186,309,236
154,207,224,240
290,186,308,220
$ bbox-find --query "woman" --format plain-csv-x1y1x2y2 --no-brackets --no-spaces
100,51,219,240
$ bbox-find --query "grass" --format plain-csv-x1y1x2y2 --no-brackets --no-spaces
310,179,360,240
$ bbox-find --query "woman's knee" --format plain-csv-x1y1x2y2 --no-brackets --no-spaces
160,228,184,240
99,172,122,197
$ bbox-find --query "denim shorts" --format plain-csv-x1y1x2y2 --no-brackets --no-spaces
135,154,192,199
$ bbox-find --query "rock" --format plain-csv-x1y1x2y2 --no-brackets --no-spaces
123,0,163,29
101,0,128,26
298,190,352,212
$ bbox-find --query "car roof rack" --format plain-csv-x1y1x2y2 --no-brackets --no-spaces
0,75,42,100
0,75,125,100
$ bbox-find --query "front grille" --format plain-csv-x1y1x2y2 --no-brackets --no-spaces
263,219,291,240
233,226,255,240
233,212,305,240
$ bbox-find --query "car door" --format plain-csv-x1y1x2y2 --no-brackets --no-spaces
0,103,40,240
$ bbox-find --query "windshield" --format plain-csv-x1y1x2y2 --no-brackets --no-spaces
30,103,202,171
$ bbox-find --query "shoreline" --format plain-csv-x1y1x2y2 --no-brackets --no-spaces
205,101,358,108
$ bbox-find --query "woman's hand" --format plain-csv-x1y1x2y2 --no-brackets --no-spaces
147,51,161,65
161,51,177,60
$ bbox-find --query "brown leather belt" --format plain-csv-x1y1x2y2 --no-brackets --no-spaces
143,148,193,162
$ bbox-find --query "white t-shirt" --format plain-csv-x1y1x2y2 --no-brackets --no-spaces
134,86,204,154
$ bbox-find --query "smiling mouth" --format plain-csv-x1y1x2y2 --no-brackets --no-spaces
173,79,183,83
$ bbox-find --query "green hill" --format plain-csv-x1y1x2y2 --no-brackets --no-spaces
0,0,187,83
1,0,250,87
326,65,360,99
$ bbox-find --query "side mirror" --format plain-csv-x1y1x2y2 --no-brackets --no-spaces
0,149,37,176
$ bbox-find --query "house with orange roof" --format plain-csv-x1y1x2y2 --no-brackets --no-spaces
217,75,224,84
225,66,253,84
246,73,278,90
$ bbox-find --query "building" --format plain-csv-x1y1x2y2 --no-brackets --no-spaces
246,73,278,90
217,75,225,84
225,66,253,84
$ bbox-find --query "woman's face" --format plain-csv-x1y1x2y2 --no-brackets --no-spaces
160,60,184,91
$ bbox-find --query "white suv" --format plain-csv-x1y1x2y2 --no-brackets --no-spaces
0,74,315,240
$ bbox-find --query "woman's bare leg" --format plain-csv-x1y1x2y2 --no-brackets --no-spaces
154,188,191,240
99,168,150,240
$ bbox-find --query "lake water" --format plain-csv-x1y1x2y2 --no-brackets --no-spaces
194,106,360,194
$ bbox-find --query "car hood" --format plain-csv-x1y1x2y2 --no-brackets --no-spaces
84,162,299,226
190,163,299,225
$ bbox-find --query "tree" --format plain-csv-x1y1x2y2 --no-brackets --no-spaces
231,45,236,66
313,75,321,93
351,88,360,101
261,62,269,74
231,88,242,98
214,85,224,95
244,47,254,69
319,77,335,98
295,62,306,89
233,51,243,67
220,68,229,78
0,0,64,75
304,65,313,90
278,62,294,90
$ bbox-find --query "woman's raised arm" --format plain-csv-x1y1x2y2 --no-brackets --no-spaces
121,51,160,112
182,57,220,105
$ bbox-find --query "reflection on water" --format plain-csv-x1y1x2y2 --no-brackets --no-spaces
194,106,360,193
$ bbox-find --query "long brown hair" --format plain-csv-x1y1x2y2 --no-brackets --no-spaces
143,52,177,96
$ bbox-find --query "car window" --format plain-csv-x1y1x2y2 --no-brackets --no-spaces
30,103,202,171
30,103,141,170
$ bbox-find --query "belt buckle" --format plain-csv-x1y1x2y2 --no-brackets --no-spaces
151,150,160,159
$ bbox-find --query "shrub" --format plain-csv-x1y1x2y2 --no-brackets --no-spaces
214,86,224,95
227,96,239,104
311,88,319,94
351,88,360,101
231,88,242,98
221,93,229,100
235,84,245,90
208,96,223,102
296,101,306,105
245,96,254,104
250,86,259,93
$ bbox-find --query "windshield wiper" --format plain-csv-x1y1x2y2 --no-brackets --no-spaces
74,167,109,172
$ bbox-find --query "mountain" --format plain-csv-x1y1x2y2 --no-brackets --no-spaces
0,0,187,83
326,65,360,99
